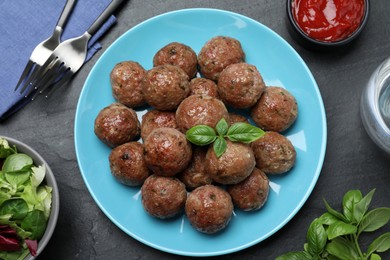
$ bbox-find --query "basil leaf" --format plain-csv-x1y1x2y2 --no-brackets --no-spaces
327,221,357,240
275,251,313,260
342,190,362,223
359,208,390,234
325,237,360,260
354,189,375,224
306,218,327,256
367,232,390,255
213,136,227,158
370,253,382,260
323,198,348,222
215,118,228,136
319,212,339,226
186,125,217,146
227,122,264,143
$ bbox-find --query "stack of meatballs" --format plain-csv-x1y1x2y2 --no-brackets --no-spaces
94,36,298,234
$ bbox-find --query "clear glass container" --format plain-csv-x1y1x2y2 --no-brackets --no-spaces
360,57,390,154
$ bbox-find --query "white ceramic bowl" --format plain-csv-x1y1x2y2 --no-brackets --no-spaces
1,136,60,259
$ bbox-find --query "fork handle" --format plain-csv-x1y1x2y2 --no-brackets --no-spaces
87,0,124,36
57,0,77,29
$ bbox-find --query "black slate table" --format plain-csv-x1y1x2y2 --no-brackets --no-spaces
1,1,389,259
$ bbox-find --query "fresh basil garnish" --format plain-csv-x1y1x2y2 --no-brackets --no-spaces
186,118,264,157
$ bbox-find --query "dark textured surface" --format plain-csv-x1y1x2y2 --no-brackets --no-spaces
1,1,389,259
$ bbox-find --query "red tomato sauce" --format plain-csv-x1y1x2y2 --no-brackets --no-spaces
292,0,365,42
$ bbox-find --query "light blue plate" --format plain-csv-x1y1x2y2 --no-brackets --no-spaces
74,8,327,257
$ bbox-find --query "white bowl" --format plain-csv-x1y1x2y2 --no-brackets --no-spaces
1,136,60,259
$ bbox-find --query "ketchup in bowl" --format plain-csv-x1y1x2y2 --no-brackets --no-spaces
291,0,365,43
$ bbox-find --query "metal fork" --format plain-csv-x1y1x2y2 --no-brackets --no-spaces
27,0,124,99
14,0,76,94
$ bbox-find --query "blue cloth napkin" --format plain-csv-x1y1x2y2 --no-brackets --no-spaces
0,0,117,122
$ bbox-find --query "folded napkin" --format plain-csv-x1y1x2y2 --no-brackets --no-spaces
0,0,118,122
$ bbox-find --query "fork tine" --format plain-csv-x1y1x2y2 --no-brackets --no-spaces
14,60,34,92
31,65,69,100
18,64,42,94
44,70,74,98
25,59,62,98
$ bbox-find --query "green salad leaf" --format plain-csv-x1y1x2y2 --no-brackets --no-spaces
0,137,52,259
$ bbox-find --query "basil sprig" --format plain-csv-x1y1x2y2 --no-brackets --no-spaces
277,189,390,260
186,118,264,157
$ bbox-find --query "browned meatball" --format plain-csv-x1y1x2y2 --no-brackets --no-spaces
178,146,212,190
153,42,198,79
109,142,150,186
251,131,296,174
188,78,219,98
251,86,298,132
141,109,178,140
185,185,233,234
142,65,190,110
198,36,245,82
94,103,140,147
227,168,269,211
175,95,229,133
205,140,255,185
110,61,146,108
228,112,250,125
141,174,187,219
144,127,192,176
218,63,266,109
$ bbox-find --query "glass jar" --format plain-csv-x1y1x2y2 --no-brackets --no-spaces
360,57,390,154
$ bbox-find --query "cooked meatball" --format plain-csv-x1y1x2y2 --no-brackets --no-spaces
188,78,219,98
251,131,296,174
110,61,146,108
153,42,198,79
142,64,190,110
198,36,245,82
205,140,255,185
185,185,233,234
94,103,140,147
227,168,269,211
141,174,187,219
218,63,266,109
175,95,229,133
251,86,298,132
178,146,212,190
141,109,178,141
109,142,150,186
228,112,250,125
144,127,192,176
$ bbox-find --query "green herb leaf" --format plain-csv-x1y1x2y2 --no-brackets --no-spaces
342,189,362,223
319,212,340,226
354,189,375,224
367,232,390,255
213,136,227,158
186,125,217,146
359,208,390,234
325,237,360,260
227,122,264,143
323,198,348,222
275,251,313,260
370,253,382,260
306,218,327,256
327,221,357,240
215,118,228,136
